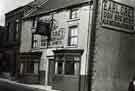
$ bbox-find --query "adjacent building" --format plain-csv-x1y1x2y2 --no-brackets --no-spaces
0,26,8,74
4,0,47,77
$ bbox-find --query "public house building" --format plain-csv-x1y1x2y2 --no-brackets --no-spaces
18,0,135,91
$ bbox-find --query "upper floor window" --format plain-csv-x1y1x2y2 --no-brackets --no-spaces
6,23,10,41
68,26,78,46
32,34,40,48
32,18,37,29
41,36,48,47
32,34,48,48
70,8,79,19
15,19,19,41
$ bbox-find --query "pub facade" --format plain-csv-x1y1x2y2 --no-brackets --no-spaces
19,0,91,91
18,0,135,91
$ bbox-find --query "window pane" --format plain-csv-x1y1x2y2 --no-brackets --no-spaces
71,28,78,36
27,62,34,73
20,63,23,74
70,9,79,19
34,63,39,75
57,62,63,74
33,34,41,48
69,27,78,46
65,61,74,75
41,35,47,47
70,37,78,46
74,56,80,61
74,62,79,75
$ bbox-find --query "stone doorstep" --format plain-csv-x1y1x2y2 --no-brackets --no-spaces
28,85,52,90
48,90,61,91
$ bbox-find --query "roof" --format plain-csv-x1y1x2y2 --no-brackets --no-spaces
25,0,91,18
23,0,48,19
5,6,25,16
5,0,47,18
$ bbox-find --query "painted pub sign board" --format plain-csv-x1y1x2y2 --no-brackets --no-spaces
101,0,134,32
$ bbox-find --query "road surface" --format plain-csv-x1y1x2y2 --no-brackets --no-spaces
0,78,44,91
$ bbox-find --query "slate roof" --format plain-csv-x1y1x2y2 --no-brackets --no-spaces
25,0,91,18
23,0,48,18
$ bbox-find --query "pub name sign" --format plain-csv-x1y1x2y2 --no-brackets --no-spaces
101,0,134,31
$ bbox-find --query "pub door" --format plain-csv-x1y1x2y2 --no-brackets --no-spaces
48,59,55,86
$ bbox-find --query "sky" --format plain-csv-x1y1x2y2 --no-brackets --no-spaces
0,0,33,26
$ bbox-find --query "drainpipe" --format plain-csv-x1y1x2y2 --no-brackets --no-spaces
87,0,99,91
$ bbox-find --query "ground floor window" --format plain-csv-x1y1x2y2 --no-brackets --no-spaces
19,55,40,75
55,55,80,76
19,61,39,75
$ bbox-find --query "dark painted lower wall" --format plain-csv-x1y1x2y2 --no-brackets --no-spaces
52,75,80,91
49,75,89,91
79,75,89,91
39,71,45,85
18,75,40,84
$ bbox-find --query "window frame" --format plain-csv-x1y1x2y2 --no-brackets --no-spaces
68,26,78,47
32,33,39,48
19,60,40,76
55,54,80,76
32,34,48,48
40,35,48,47
70,8,79,19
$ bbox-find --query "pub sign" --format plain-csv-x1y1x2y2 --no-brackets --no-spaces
101,0,134,31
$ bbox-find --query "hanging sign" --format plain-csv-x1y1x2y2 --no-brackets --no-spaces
101,0,134,31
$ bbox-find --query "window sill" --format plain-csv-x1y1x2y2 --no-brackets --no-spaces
67,18,80,22
19,73,39,76
64,46,78,48
32,47,47,50
55,74,79,78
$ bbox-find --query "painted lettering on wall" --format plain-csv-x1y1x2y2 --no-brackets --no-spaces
50,28,64,46
101,0,134,30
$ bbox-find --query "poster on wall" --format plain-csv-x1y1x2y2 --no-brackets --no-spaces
101,0,134,31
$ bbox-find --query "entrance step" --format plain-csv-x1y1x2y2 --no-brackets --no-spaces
48,90,61,91
28,85,52,90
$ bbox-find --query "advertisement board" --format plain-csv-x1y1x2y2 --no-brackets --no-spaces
101,0,134,31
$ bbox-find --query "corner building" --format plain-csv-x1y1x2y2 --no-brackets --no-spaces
19,0,135,91
19,0,91,91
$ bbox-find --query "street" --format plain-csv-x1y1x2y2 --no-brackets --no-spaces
0,79,44,91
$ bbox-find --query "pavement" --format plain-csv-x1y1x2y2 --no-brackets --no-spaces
0,78,59,91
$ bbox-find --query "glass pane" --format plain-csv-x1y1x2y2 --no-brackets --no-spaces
57,62,63,74
70,37,78,46
20,63,23,74
65,61,74,75
71,9,79,19
71,28,78,36
74,56,80,61
74,62,80,75
27,62,34,73
34,63,39,75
